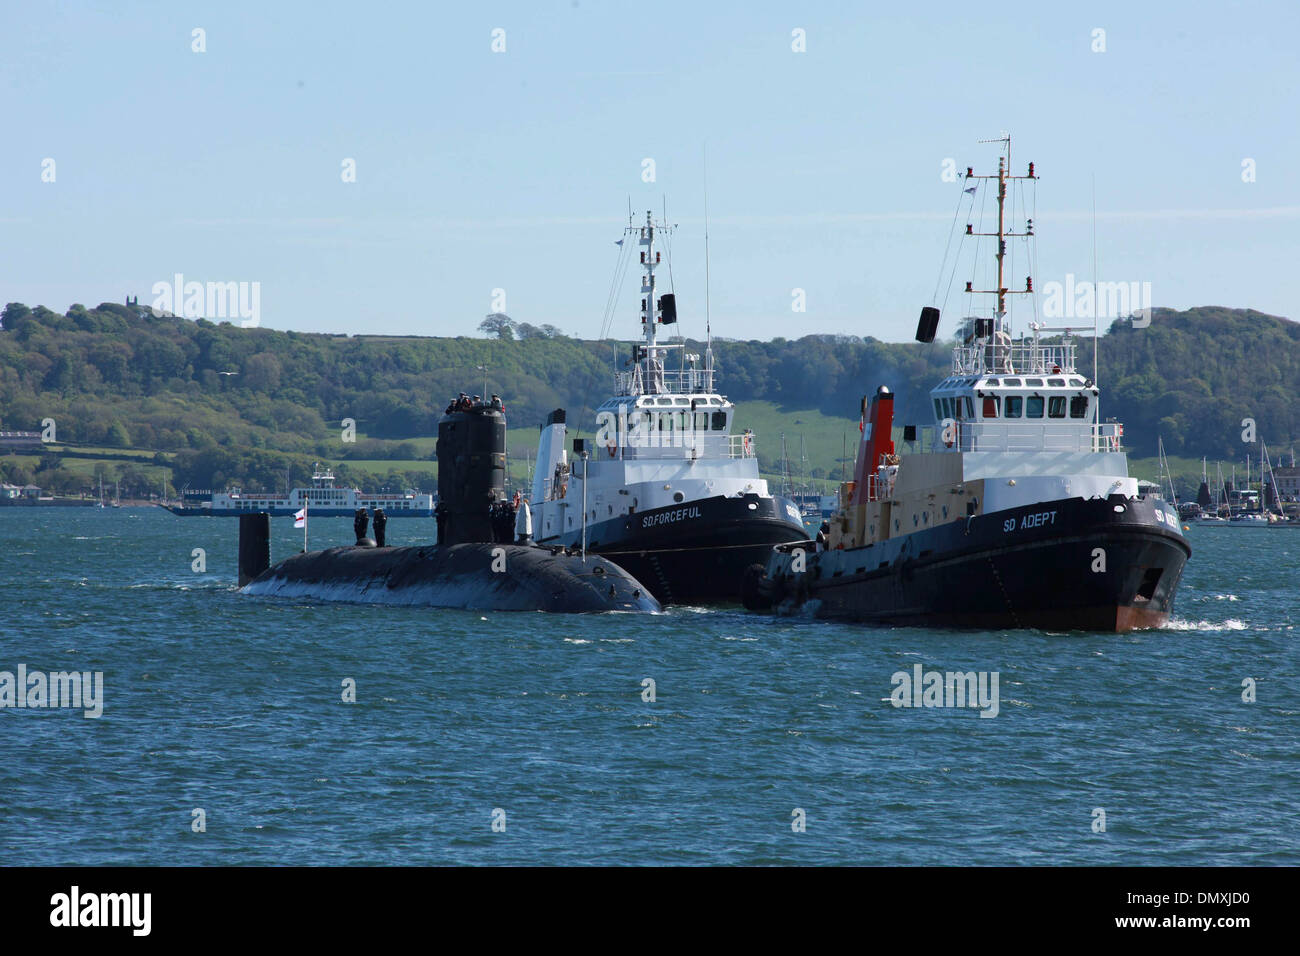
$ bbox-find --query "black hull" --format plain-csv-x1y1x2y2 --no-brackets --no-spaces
750,494,1191,632
538,493,807,605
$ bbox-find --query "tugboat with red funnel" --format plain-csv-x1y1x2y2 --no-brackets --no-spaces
742,138,1190,631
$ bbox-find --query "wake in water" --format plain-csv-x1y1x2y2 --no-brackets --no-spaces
1164,617,1250,632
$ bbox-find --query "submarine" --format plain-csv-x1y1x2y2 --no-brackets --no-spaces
238,394,661,614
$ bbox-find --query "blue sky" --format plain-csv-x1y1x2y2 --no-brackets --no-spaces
3,0,1296,342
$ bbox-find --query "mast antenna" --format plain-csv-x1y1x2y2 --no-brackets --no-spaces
703,144,715,392
704,145,712,343
1092,174,1100,420
964,134,1035,365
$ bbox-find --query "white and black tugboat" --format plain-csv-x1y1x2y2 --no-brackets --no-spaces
527,211,807,604
743,139,1191,631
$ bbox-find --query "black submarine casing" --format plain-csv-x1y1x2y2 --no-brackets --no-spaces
237,396,661,613
241,542,659,612
238,512,271,587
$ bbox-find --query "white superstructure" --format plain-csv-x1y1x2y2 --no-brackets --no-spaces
900,138,1134,517
529,210,796,543
919,319,1136,513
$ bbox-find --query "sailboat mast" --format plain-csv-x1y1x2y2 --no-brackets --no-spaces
1261,442,1268,513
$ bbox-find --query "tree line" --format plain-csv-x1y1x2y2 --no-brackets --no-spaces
1,300,1294,492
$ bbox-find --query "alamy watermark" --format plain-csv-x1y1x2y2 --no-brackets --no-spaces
0,665,104,718
50,886,150,936
151,273,261,327
890,664,999,718
1041,273,1152,327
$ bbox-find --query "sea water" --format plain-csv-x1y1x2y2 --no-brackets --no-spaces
1,508,1295,864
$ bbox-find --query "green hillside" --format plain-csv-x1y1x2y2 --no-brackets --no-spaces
1,300,1294,503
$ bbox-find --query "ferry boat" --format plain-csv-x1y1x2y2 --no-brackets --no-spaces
165,465,433,517
526,210,807,604
743,138,1191,631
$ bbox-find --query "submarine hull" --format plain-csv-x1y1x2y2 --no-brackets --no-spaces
241,542,660,613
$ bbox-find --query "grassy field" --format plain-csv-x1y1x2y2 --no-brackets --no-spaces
339,403,861,493
2,452,171,492
58,445,166,460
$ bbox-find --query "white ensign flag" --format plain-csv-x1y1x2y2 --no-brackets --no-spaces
294,507,307,529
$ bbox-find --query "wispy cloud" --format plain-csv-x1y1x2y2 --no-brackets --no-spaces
170,205,1300,233
1050,205,1300,222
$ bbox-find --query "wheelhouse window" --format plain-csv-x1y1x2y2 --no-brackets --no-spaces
711,411,727,430
1026,396,1045,418
982,396,1000,418
1048,396,1066,418
1048,378,1066,387
1005,396,1023,418
1070,396,1088,419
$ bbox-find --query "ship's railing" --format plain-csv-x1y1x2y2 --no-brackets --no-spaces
952,341,1077,376
729,433,755,458
614,367,717,396
563,432,757,465
597,433,756,460
837,474,884,507
926,421,1124,453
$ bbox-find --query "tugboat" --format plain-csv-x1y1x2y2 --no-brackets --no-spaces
743,138,1191,631
527,210,807,604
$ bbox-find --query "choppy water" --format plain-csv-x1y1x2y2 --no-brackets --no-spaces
1,508,1296,865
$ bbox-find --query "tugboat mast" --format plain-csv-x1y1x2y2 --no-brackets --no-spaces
640,210,656,365
633,210,671,393
965,134,1037,337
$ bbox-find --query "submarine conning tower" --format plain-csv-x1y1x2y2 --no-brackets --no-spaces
436,394,509,545
238,390,662,614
